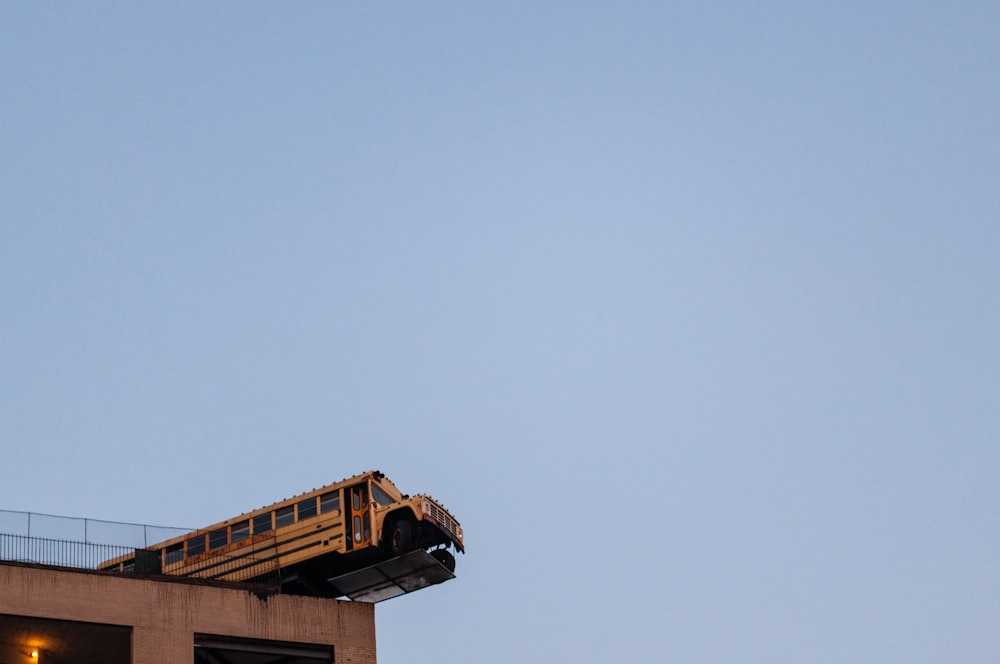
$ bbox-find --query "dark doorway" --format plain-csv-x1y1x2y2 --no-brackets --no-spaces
194,634,333,664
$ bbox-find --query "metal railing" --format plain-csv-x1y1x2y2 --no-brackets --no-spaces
0,532,135,570
0,509,281,590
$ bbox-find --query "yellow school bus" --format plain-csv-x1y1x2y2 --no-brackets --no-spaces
98,470,463,599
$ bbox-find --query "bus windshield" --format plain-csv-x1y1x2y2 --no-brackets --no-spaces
370,483,394,506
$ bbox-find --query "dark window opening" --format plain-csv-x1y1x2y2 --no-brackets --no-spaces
320,491,340,513
298,497,318,520
253,513,273,534
0,614,131,664
164,543,184,564
209,527,228,550
231,519,250,543
275,506,295,527
187,534,206,556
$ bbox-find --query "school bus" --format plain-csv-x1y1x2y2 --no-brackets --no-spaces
98,470,463,599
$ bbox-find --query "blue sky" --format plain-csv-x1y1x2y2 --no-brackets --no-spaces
2,3,999,662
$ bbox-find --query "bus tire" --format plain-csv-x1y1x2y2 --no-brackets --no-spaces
430,549,456,573
388,520,413,557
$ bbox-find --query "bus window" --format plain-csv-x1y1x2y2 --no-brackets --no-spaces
209,527,228,550
187,534,206,557
320,491,340,513
298,497,317,520
275,506,295,527
253,512,272,534
164,543,184,565
231,520,250,543
371,483,394,506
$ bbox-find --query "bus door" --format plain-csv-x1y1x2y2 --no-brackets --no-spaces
345,483,371,551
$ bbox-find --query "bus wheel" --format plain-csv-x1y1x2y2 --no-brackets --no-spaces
430,549,456,573
388,520,413,556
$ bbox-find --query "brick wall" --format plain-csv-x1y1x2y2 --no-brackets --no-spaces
0,562,377,664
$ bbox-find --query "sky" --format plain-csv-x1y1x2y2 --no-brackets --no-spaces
1,3,999,662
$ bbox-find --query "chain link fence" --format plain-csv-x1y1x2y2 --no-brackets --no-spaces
0,510,194,549
0,509,191,548
0,508,191,571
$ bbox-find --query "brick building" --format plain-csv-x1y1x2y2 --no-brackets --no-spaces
0,561,377,664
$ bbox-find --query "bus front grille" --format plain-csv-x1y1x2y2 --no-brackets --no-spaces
426,500,460,544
